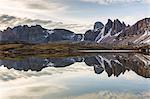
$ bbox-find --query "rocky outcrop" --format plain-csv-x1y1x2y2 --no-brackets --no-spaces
1,25,48,43
84,22,104,41
115,18,150,45
48,29,75,42
104,19,113,36
94,22,104,31
84,19,127,43
111,19,126,35
84,30,99,41
119,18,149,37
87,18,150,45
0,25,81,43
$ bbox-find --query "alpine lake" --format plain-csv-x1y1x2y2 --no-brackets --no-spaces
0,52,149,99
0,43,149,99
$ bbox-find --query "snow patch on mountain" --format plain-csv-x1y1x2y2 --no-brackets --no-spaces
114,31,122,37
47,30,54,35
98,55,112,68
81,34,85,41
67,34,75,39
47,62,55,67
113,60,123,66
134,30,150,44
144,38,150,44
95,27,105,42
44,30,49,38
135,54,150,66
43,30,54,38
97,28,112,43
94,55,123,70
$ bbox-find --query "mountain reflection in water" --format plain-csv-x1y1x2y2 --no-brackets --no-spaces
0,53,150,78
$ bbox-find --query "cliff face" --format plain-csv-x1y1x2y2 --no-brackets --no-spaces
0,25,82,44
84,18,150,46
116,18,150,45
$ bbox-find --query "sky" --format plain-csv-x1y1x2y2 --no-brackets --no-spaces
0,0,149,33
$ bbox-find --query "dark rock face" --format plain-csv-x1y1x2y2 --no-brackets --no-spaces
84,19,127,42
111,19,126,35
84,30,99,41
96,19,126,37
84,21,104,42
1,25,48,43
87,18,150,45
73,34,84,41
114,18,150,45
84,56,100,66
48,29,75,42
111,61,125,77
94,22,104,31
103,19,113,36
94,65,104,74
0,25,80,43
118,18,150,37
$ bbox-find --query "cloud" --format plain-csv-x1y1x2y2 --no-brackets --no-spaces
0,0,68,21
0,0,66,11
23,0,66,11
80,0,150,5
0,14,147,34
143,0,150,3
63,91,150,99
0,14,92,33
0,0,148,26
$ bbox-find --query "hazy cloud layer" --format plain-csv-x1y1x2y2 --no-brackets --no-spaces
80,0,150,4
0,14,92,33
0,0,66,11
65,91,150,99
0,0,149,30
0,0,69,22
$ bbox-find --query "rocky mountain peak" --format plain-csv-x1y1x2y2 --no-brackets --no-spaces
94,21,104,31
4,27,12,31
0,25,82,43
137,18,150,31
103,19,113,35
118,18,150,37
122,22,126,28
0,18,149,45
111,19,126,35
85,18,149,45
115,18,150,45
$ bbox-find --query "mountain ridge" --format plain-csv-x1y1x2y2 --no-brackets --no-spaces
0,18,149,46
84,17,150,46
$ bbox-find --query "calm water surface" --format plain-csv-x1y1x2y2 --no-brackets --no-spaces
0,53,150,99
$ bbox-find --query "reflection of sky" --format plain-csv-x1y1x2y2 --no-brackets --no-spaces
0,62,149,99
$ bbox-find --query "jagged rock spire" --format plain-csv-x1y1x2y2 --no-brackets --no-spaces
94,21,104,31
